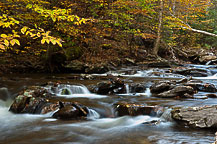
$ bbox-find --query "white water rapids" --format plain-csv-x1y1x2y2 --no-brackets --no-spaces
0,65,216,144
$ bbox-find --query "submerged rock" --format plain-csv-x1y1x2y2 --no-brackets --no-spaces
171,105,217,128
113,101,164,117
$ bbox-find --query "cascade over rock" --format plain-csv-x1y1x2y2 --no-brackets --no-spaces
9,83,90,120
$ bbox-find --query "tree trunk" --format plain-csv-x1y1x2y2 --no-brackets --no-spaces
153,0,163,57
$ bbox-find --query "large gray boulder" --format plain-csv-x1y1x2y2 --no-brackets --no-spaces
171,105,217,128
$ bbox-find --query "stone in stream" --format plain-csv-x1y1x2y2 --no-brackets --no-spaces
150,79,194,98
171,105,217,128
113,101,164,117
0,87,10,101
128,83,147,93
52,102,88,120
156,86,194,98
150,78,217,99
184,83,217,93
206,94,217,98
171,68,211,77
150,81,176,94
88,78,126,95
9,84,90,120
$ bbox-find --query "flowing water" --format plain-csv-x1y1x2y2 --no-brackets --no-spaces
0,65,217,144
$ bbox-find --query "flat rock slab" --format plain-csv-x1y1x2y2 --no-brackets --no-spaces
171,105,217,128
114,101,164,117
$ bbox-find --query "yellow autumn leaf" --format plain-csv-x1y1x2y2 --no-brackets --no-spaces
21,26,28,34
4,39,9,47
45,39,50,44
10,39,16,46
56,41,62,47
41,39,46,44
14,39,20,45
1,34,7,38
51,39,56,45
0,44,5,50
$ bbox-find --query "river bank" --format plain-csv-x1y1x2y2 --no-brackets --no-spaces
1,45,217,75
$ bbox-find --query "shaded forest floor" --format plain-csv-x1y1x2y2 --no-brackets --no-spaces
0,40,216,74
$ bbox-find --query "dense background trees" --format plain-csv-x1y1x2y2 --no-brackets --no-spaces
0,0,216,72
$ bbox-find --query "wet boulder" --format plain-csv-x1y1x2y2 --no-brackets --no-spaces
52,102,88,120
156,86,194,98
171,105,217,128
206,94,217,98
172,68,211,77
88,78,126,95
129,83,147,93
9,86,54,114
0,87,9,101
150,78,217,99
150,80,194,98
114,101,164,117
150,81,176,94
9,84,90,120
185,83,217,93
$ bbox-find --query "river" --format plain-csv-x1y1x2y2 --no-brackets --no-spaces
0,64,216,144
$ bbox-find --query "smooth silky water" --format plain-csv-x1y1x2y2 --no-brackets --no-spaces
0,65,216,144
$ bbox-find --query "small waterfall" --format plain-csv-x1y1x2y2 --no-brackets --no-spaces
144,88,151,97
47,84,107,99
58,85,90,95
160,108,173,121
87,108,100,120
125,84,130,94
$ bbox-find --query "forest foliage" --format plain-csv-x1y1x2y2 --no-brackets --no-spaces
0,0,216,59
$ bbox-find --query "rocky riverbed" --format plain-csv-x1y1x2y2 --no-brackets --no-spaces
1,64,217,143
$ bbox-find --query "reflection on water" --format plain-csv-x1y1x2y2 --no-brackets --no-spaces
0,65,217,144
